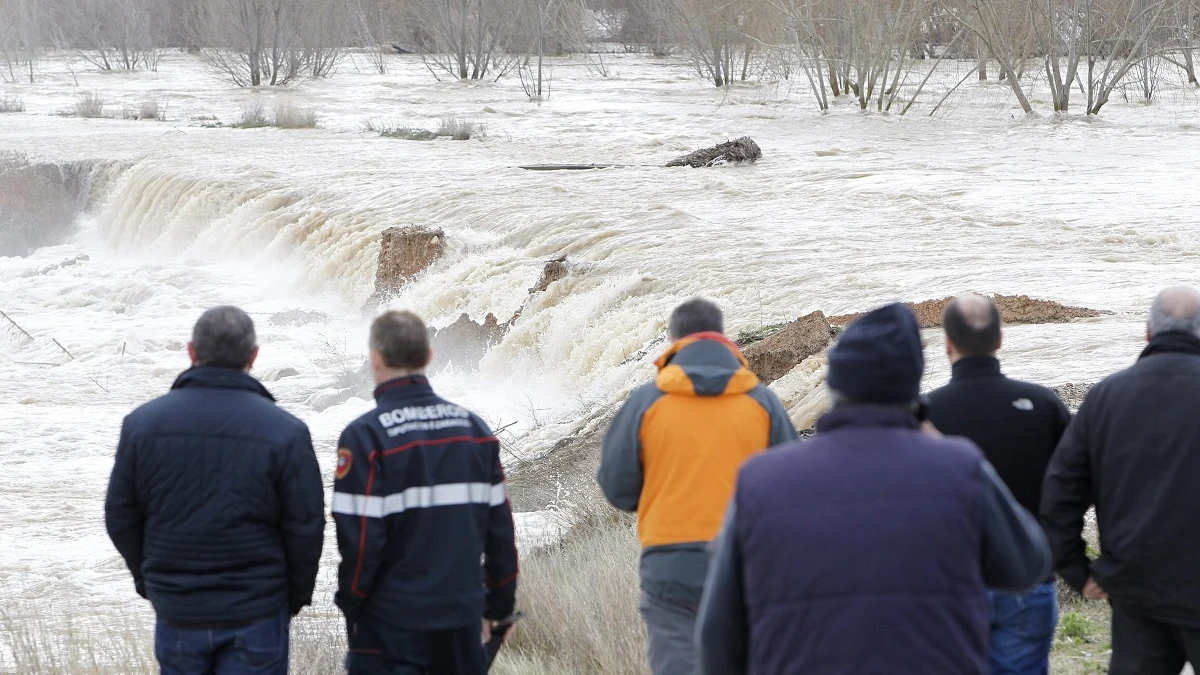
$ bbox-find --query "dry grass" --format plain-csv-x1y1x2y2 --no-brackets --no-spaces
123,97,168,121
272,103,318,129
72,92,106,118
233,100,271,128
0,94,24,113
0,502,1117,674
492,501,648,675
437,115,485,140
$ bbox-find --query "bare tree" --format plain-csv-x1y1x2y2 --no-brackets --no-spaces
652,0,779,86
61,0,164,71
955,0,1040,112
1163,0,1198,83
410,0,520,80
200,0,345,85
0,0,47,83
350,0,399,73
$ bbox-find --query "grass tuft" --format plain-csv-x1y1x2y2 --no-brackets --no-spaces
72,92,106,118
362,118,437,140
232,101,271,128
0,95,24,113
437,115,485,140
122,97,168,121
272,103,317,129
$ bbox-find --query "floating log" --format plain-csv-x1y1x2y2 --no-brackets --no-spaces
518,164,622,171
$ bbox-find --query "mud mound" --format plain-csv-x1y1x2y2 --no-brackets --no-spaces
740,311,833,384
0,155,91,257
429,312,508,371
667,136,761,168
370,226,445,303
829,295,1102,328
529,256,568,293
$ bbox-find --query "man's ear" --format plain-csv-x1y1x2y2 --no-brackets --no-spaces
370,350,385,370
187,342,199,367
1146,322,1153,343
244,346,259,373
995,331,1003,353
943,334,955,359
424,348,433,367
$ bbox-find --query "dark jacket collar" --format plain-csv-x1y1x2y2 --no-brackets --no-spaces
171,366,275,401
1140,331,1200,360
374,375,434,402
816,404,920,434
951,356,1003,380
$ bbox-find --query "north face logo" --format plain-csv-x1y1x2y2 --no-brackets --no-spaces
1012,399,1034,411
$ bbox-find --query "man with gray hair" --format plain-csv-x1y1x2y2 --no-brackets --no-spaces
1043,286,1200,675
106,306,325,675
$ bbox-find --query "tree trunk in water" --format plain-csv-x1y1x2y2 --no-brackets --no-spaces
1185,48,1197,85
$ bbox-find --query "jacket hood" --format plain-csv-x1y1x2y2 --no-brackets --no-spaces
654,332,759,397
171,366,275,402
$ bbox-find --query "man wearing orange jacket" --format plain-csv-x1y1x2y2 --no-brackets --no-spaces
598,297,798,675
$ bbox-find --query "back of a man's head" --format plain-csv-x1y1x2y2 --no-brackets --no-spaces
668,297,724,340
370,310,431,371
826,302,924,406
1148,286,1200,339
943,294,1002,358
192,306,257,369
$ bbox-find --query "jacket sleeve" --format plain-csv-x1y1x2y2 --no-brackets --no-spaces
749,385,800,446
483,435,519,620
697,499,748,675
277,426,326,616
980,460,1051,592
333,424,388,618
597,384,660,512
1040,404,1094,592
104,417,146,598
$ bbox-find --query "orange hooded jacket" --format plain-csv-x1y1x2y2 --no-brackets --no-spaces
598,332,797,601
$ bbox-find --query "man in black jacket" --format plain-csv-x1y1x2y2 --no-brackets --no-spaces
334,310,518,675
1043,286,1200,675
927,294,1071,675
105,306,325,675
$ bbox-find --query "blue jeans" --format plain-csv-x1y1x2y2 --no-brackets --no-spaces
987,582,1058,675
155,610,290,675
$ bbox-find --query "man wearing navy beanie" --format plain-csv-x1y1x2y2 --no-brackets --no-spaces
697,302,1051,675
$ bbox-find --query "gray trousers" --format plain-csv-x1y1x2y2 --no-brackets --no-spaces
639,591,700,675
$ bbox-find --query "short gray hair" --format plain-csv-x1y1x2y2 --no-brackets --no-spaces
370,310,430,370
668,297,724,339
1148,286,1200,338
192,306,256,368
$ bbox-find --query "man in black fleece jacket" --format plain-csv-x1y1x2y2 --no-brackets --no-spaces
105,306,324,675
927,294,1070,675
1043,286,1200,675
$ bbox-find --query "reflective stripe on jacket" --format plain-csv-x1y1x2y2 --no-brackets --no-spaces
333,375,518,631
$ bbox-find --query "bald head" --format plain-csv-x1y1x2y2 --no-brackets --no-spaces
1148,286,1200,339
943,294,1002,359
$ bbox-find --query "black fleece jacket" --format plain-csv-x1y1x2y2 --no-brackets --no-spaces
927,357,1071,518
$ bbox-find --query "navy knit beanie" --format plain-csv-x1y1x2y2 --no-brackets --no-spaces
826,303,924,404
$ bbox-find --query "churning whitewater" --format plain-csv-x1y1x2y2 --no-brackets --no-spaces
2,52,1200,657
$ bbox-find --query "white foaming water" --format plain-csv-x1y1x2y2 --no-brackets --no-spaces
2,52,1200,647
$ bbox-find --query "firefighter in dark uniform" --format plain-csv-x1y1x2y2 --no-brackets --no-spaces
333,310,518,675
